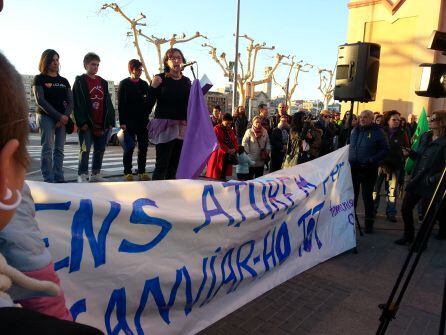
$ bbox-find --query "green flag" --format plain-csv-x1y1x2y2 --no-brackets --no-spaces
405,107,429,173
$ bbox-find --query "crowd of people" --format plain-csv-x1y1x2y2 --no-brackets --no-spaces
348,109,446,245
2,41,446,335
208,104,445,246
24,43,446,245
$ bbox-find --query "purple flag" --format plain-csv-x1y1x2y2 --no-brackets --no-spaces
176,79,218,179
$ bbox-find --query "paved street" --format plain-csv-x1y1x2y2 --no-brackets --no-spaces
26,133,445,334
199,220,445,335
26,133,156,182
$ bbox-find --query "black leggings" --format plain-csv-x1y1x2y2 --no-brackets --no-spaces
152,139,183,180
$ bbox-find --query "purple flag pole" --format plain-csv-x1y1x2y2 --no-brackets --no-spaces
176,79,218,179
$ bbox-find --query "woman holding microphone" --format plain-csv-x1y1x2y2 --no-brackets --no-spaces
148,48,191,180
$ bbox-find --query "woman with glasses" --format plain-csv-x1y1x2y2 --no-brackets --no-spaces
373,110,410,222
118,59,151,181
148,48,191,180
395,110,446,245
33,49,73,183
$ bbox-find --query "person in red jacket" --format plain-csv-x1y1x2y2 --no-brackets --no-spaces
206,113,238,180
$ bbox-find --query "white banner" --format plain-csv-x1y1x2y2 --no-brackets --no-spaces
29,146,355,335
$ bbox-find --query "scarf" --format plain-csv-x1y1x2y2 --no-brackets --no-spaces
252,124,263,139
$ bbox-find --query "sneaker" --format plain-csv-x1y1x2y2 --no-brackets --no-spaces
386,216,397,223
89,173,107,182
394,237,413,245
124,174,134,182
77,174,89,183
138,173,151,181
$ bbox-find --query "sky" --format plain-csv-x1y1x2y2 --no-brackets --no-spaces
0,0,350,100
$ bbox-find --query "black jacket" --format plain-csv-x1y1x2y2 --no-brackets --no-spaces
72,74,115,129
118,78,151,129
406,131,446,198
234,114,248,138
148,73,191,120
380,127,409,170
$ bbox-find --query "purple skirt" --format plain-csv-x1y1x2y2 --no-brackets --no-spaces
148,119,187,144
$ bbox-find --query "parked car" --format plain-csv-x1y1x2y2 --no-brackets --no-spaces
108,121,120,146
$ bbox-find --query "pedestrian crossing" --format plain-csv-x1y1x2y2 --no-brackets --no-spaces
27,145,155,174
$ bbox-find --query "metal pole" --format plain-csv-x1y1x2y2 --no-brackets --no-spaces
232,0,240,112
285,78,290,112
248,97,253,120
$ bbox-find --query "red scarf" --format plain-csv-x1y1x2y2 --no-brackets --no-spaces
252,124,263,139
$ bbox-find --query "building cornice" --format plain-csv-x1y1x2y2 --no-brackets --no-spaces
348,0,406,14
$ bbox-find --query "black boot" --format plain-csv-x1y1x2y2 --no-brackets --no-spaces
364,218,374,234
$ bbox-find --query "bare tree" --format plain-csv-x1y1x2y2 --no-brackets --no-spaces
101,3,207,81
101,3,151,81
272,57,313,110
317,68,335,110
203,34,286,108
138,31,207,73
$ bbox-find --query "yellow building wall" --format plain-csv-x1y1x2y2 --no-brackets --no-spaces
343,0,446,117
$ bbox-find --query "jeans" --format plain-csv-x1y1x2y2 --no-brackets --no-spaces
351,166,378,220
36,113,66,183
78,128,110,176
152,139,183,180
373,168,399,217
123,127,149,175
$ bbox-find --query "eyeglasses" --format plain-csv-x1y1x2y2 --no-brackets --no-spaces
322,115,330,119
168,56,183,62
429,116,439,122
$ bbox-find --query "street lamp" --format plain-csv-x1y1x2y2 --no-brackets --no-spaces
232,0,240,112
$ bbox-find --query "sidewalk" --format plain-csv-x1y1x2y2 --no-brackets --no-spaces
199,211,445,335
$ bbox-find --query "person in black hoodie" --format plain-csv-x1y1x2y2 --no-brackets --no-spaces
118,59,151,181
147,48,191,180
349,109,389,233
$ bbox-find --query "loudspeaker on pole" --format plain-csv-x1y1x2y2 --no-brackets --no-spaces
334,42,381,102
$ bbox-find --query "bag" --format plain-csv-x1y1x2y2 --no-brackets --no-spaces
92,124,105,137
65,118,74,135
260,148,270,162
257,138,270,163
224,152,239,165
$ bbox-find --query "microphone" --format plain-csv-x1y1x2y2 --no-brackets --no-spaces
181,61,197,69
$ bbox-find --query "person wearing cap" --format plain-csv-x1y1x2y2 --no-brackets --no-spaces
118,59,151,181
